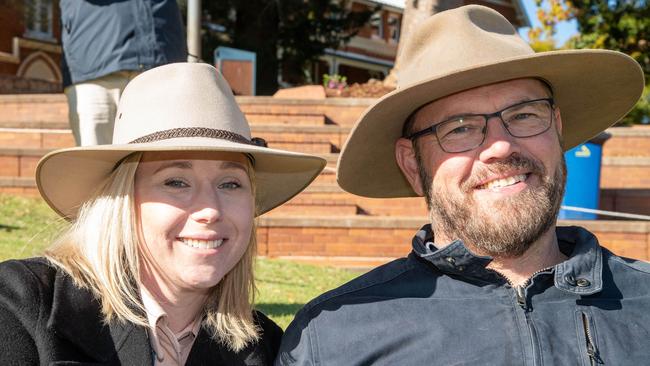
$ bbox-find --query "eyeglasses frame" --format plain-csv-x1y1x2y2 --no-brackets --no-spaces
406,97,556,153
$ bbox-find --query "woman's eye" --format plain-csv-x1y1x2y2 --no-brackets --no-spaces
218,181,241,190
219,181,241,190
164,179,189,188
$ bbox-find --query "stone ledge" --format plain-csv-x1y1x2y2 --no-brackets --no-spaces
236,96,376,106
0,147,53,156
0,176,36,187
608,126,650,137
0,93,66,103
560,220,650,233
264,255,395,269
258,215,650,232
251,124,351,133
304,183,344,193
603,156,650,166
0,120,68,129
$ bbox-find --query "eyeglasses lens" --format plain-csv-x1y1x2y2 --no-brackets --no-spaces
437,100,552,152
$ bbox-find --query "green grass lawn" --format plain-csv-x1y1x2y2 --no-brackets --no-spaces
0,194,358,329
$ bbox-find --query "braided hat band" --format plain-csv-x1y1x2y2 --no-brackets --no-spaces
129,127,267,147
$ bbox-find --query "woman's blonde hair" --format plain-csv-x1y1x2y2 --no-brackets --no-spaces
45,152,259,351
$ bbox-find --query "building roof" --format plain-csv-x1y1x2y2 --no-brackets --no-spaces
369,0,405,9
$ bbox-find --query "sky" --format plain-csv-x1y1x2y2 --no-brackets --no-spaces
518,0,579,46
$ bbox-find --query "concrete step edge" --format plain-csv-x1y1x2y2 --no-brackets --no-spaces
258,215,650,232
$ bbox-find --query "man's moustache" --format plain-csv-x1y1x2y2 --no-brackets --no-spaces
462,154,545,192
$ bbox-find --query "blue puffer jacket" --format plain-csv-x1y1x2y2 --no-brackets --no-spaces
277,225,650,365
60,0,187,87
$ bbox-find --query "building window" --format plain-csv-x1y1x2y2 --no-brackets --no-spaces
25,0,54,41
387,14,400,43
370,12,384,40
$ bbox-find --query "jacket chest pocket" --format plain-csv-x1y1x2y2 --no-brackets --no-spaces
575,310,603,366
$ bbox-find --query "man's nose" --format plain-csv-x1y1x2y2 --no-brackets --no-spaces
477,117,520,162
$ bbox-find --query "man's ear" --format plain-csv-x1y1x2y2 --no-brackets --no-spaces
395,137,425,196
554,105,563,135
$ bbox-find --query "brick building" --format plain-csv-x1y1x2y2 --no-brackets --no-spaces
0,0,62,94
316,0,530,85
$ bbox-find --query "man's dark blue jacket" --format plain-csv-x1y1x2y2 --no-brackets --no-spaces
277,226,650,365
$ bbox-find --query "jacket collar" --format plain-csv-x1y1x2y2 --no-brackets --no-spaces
412,224,603,294
554,226,603,295
47,269,152,363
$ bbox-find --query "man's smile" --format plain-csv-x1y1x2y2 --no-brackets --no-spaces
475,173,530,190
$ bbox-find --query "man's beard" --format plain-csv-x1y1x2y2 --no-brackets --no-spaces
416,149,566,258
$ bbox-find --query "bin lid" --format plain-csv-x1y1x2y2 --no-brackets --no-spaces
587,131,612,146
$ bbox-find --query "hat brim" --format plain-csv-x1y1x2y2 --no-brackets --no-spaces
337,49,644,198
37,137,326,219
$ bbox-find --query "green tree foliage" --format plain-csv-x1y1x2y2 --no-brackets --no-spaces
191,1,372,95
531,0,650,124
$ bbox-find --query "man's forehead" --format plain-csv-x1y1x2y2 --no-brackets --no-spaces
412,78,552,124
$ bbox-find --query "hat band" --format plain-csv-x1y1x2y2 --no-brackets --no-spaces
129,127,257,145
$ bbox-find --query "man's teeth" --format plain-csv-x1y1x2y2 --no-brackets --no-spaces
182,239,224,249
478,174,527,189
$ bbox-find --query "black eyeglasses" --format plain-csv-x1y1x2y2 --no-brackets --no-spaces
407,98,555,153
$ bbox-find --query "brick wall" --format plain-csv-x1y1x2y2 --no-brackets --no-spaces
257,218,650,261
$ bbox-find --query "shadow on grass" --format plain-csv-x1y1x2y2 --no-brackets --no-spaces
257,278,309,287
256,303,304,318
0,224,20,232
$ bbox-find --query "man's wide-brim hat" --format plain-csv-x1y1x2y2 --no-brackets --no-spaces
37,63,326,219
337,5,644,198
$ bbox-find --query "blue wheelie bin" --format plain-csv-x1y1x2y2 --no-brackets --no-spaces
558,132,611,220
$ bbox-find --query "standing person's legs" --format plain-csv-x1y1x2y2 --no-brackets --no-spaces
65,71,140,146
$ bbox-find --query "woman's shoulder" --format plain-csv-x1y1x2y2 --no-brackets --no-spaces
252,310,283,360
0,257,59,290
253,310,283,340
0,257,61,326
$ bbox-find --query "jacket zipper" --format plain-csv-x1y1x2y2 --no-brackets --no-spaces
581,312,600,365
511,266,554,310
490,266,553,366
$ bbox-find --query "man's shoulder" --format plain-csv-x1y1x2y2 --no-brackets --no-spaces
559,225,650,275
603,247,650,275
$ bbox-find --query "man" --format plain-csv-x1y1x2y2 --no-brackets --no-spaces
277,5,650,365
60,0,187,146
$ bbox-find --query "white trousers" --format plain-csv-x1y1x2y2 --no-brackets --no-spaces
64,71,140,146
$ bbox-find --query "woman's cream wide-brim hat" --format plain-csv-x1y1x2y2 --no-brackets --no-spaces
37,63,326,219
337,5,644,198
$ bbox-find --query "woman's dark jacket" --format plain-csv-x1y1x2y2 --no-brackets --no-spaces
0,257,282,365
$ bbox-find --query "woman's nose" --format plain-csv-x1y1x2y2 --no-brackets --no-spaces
190,205,220,224
189,187,221,224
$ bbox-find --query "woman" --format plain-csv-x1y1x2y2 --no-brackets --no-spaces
0,63,326,365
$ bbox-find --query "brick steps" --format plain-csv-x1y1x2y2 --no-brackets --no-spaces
0,94,67,128
267,202,359,216
256,216,650,261
604,126,650,157
1,94,650,263
601,188,650,216
0,124,350,153
237,96,374,128
0,94,375,129
247,113,328,126
2,145,649,189
0,128,74,149
601,157,650,188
